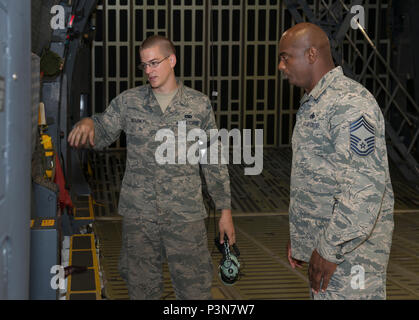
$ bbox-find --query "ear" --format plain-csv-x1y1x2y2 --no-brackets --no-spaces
306,47,317,64
169,54,177,68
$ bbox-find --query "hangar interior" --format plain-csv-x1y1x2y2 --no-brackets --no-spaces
1,0,419,299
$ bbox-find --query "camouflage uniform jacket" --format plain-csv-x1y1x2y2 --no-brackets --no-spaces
92,81,231,223
289,67,394,270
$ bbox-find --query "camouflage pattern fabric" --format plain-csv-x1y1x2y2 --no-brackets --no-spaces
91,80,229,299
119,215,213,300
92,80,231,223
310,260,387,300
289,66,394,299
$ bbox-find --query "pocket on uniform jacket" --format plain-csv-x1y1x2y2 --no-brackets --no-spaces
169,175,202,199
172,120,203,138
166,176,206,216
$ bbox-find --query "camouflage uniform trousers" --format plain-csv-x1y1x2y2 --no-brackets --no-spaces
310,260,387,300
118,215,213,300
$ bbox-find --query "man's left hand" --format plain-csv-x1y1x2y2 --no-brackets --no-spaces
219,209,236,245
308,249,337,294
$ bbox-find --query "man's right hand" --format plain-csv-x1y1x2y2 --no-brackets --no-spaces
287,240,304,269
68,117,95,148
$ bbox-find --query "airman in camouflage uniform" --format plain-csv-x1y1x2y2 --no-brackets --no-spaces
68,35,235,299
91,81,231,223
280,23,394,299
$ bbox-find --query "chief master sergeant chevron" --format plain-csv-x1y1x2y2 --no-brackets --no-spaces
67,35,235,300
280,23,394,299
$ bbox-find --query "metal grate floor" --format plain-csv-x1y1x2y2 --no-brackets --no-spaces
88,148,419,300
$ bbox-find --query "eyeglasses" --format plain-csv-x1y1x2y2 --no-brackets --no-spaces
138,56,170,70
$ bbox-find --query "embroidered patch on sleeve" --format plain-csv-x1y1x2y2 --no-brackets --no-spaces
350,115,375,156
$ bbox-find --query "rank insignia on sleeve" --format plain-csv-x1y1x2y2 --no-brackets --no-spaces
350,115,375,156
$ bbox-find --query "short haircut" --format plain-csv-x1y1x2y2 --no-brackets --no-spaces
139,35,176,57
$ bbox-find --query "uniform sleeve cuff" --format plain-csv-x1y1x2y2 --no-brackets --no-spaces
214,199,231,211
91,116,106,150
317,235,345,265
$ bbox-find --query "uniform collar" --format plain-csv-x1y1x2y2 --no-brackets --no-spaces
171,80,189,107
300,66,343,105
146,79,189,106
144,79,189,115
